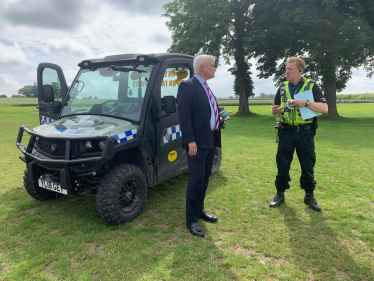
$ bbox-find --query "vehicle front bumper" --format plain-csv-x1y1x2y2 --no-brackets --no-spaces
16,125,116,193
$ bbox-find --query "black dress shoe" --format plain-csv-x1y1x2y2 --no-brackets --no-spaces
200,209,218,222
186,221,205,237
304,194,321,211
269,193,285,208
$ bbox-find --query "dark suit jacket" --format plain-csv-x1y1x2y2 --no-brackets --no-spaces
177,76,221,149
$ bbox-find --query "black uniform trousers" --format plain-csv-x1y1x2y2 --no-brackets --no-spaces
275,127,316,192
186,133,216,223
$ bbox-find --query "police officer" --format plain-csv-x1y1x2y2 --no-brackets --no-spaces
270,57,328,211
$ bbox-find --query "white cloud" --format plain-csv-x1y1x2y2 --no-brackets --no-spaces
0,74,24,96
46,38,94,58
0,42,31,66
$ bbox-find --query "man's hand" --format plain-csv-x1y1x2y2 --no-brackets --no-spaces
271,102,283,115
188,142,197,156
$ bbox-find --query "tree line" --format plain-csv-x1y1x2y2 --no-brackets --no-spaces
13,82,62,99
336,93,374,100
163,0,374,117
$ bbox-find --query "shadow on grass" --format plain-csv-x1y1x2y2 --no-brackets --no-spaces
279,205,374,280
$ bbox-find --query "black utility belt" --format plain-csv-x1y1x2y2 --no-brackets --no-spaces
280,123,312,131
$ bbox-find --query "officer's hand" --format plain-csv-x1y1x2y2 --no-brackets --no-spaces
188,142,197,156
271,102,283,115
289,99,306,108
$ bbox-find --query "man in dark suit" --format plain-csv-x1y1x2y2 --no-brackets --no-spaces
177,54,225,237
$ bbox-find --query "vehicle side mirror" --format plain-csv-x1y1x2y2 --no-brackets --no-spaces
164,96,176,114
42,84,55,103
51,101,62,113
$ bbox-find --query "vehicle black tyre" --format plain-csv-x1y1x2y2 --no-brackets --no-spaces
211,147,222,175
23,170,61,200
96,164,148,225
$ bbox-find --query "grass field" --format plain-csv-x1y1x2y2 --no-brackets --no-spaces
0,104,373,280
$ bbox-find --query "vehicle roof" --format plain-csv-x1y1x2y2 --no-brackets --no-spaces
78,53,194,68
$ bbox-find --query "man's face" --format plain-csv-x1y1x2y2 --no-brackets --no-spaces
202,58,216,80
285,62,301,82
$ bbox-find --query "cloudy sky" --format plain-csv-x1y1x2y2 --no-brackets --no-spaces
0,0,373,98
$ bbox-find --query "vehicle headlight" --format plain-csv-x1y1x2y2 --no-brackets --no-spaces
99,140,105,150
85,141,93,149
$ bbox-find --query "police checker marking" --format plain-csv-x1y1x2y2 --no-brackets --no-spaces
38,179,67,195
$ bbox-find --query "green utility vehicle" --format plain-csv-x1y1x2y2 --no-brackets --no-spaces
16,53,222,224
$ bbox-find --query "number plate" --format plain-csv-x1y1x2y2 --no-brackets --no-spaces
38,179,67,195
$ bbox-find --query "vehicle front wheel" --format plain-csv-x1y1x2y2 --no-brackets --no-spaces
96,164,148,225
23,170,61,200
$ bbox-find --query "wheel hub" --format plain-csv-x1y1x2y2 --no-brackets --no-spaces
118,178,141,213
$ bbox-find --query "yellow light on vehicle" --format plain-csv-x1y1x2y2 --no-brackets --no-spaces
99,140,105,150
85,141,93,149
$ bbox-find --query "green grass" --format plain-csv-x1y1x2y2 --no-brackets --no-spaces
1,104,373,280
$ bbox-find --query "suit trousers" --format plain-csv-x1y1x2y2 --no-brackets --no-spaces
275,128,316,192
186,133,216,223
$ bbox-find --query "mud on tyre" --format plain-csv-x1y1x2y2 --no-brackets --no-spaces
96,164,148,225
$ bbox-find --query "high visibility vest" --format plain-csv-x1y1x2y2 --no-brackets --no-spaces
276,79,315,125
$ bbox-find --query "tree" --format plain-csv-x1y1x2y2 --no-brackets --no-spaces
164,0,255,112
17,83,38,98
51,82,62,99
0,94,7,98
251,0,374,117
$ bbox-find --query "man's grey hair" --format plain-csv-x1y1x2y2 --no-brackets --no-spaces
193,55,215,71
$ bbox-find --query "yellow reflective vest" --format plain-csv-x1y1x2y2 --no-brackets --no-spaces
276,78,315,125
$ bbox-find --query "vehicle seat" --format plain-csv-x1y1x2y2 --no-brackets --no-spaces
42,85,55,103
89,104,102,114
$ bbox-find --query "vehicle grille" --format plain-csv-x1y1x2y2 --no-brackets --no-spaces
36,138,79,157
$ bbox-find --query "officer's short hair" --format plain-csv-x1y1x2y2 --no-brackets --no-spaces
287,57,305,70
193,55,215,71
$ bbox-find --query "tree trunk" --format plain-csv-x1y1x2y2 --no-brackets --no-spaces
233,11,250,113
322,62,340,117
323,80,340,117
237,67,250,112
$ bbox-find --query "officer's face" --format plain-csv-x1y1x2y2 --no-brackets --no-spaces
286,62,301,83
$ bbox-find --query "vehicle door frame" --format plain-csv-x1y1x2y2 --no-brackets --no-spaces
36,63,69,124
150,57,194,182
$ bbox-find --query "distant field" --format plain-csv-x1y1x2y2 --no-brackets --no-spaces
0,97,38,106
0,97,272,107
1,97,372,107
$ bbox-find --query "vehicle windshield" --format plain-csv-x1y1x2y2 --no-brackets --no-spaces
61,64,153,122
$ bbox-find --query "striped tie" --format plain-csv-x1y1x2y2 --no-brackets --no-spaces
204,82,219,130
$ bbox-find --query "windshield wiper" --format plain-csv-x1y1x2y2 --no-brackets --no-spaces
110,65,147,73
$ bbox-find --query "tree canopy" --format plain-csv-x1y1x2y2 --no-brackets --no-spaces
164,0,255,112
251,0,374,117
164,0,374,117
17,83,38,98
17,82,62,99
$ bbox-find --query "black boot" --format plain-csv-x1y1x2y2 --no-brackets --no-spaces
304,193,321,211
269,192,285,207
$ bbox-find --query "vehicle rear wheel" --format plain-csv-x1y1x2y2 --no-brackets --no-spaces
23,170,61,200
96,164,148,225
211,147,222,175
